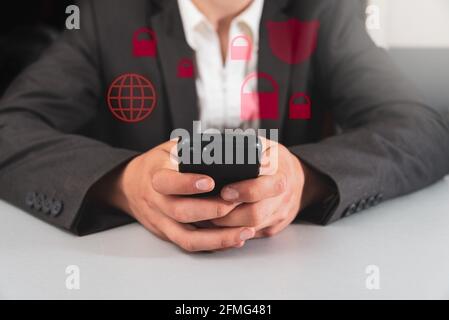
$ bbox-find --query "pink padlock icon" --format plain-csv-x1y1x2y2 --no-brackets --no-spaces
230,35,252,61
132,27,157,57
177,58,195,78
241,72,279,120
289,92,311,120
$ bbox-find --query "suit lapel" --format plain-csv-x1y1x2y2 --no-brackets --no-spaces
147,0,291,133
148,0,198,131
258,0,291,135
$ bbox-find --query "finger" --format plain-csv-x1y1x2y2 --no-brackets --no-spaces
152,168,215,195
259,137,279,176
221,172,286,203
255,217,291,239
155,194,239,223
160,218,256,252
160,139,178,153
254,203,293,238
257,136,275,154
213,241,246,252
141,220,168,241
130,204,169,241
212,196,283,229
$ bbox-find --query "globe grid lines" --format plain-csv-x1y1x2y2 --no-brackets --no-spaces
107,73,157,123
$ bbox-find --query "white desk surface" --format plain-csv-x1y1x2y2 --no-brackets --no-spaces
1,177,449,300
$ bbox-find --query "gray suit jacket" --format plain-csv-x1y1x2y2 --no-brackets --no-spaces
1,0,448,235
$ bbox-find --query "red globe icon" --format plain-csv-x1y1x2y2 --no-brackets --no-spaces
107,73,157,123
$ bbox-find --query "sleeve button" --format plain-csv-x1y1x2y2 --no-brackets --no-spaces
367,196,376,207
50,200,63,217
374,193,384,205
347,203,357,215
356,199,366,212
42,198,53,214
34,194,45,211
25,192,36,208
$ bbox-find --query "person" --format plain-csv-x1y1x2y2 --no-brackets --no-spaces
0,0,448,252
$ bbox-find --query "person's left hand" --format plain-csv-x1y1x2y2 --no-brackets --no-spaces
211,139,328,238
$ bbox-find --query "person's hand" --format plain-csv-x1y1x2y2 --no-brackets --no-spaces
211,139,332,238
97,140,256,252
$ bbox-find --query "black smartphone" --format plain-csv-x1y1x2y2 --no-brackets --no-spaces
177,132,262,196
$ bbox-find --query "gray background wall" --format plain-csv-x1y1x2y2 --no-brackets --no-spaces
366,0,449,111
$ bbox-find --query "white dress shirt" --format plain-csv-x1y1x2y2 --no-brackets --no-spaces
177,0,264,131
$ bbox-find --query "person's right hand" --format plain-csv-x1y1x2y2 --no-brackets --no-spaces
102,140,256,252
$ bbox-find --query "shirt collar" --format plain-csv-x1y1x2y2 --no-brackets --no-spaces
234,0,264,44
177,0,264,50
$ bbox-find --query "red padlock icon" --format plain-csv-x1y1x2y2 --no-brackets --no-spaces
177,58,195,78
267,19,320,65
230,35,252,61
132,27,157,57
241,72,279,120
289,92,311,120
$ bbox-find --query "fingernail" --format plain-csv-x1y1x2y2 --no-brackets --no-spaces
240,228,254,241
234,241,245,248
196,178,212,191
222,187,239,201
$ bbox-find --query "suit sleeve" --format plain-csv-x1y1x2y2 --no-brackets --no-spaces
291,0,449,224
0,0,139,235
